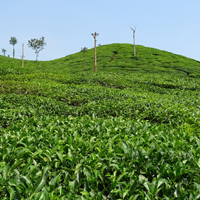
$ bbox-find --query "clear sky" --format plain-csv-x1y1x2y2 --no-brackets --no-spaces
1,0,200,61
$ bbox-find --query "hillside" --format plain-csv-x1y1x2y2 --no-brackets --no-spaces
1,44,200,199
1,43,200,76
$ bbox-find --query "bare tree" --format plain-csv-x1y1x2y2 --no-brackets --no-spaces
9,37,17,58
130,27,136,57
91,32,99,72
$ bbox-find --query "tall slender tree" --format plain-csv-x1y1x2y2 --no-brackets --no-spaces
130,27,136,58
1,48,6,56
9,37,17,58
91,32,99,72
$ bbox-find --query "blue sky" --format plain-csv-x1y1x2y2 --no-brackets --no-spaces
1,0,200,61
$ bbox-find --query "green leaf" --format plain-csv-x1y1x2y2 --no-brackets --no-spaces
116,173,128,183
38,191,47,200
112,189,121,194
55,161,60,168
43,153,52,162
83,168,92,180
44,187,49,199
33,191,43,200
194,194,200,200
56,152,63,163
72,180,77,193
3,164,9,181
8,179,16,187
43,165,51,177
99,148,107,157
9,159,24,174
139,175,147,184
68,136,73,145
143,182,152,193
81,191,89,196
129,194,139,200
123,190,129,199
31,176,46,196
157,178,167,188
8,186,15,200
110,163,119,170
122,141,129,154
20,175,32,188
195,158,200,168
94,169,100,179
146,193,154,200
49,173,60,191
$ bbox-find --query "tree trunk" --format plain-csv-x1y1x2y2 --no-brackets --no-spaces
36,53,38,71
22,44,24,68
94,38,97,72
13,45,15,58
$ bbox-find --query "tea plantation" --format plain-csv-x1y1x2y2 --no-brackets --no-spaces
1,43,200,199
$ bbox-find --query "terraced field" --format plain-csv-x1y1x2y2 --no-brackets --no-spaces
1,44,200,199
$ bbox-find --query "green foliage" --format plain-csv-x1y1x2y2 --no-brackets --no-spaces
1,49,6,56
28,37,46,70
9,37,17,46
81,47,88,52
1,43,200,75
0,44,200,198
28,37,46,57
9,37,17,58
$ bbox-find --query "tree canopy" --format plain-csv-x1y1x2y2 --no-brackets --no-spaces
81,47,88,52
1,48,6,56
9,37,17,46
28,36,46,70
28,36,46,57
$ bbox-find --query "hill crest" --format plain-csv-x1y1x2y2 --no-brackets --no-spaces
0,43,200,77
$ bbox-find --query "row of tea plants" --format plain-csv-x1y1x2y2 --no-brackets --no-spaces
1,71,200,199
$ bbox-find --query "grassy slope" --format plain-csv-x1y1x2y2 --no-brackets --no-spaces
1,44,200,199
1,43,200,76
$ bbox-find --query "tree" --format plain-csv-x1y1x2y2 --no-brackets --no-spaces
91,32,99,72
28,36,46,70
81,47,88,52
130,27,136,58
1,48,6,56
9,37,17,58
80,47,88,68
